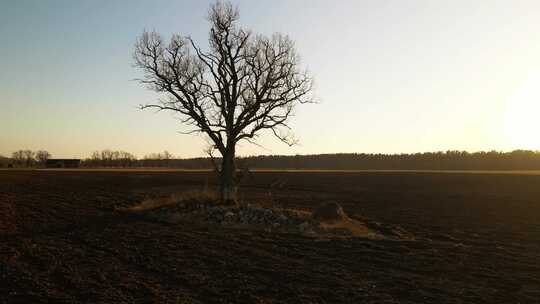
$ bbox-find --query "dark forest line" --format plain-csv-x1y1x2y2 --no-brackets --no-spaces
83,150,540,170
4,150,540,170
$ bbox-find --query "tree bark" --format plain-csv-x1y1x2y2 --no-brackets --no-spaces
220,147,237,204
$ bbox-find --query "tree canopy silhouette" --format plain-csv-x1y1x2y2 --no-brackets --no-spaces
134,1,313,203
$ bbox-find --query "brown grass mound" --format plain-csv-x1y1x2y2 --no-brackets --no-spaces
311,201,348,223
319,219,383,239
310,202,383,239
118,190,218,213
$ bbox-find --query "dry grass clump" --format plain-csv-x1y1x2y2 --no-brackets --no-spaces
318,219,383,239
120,189,218,213
310,202,384,239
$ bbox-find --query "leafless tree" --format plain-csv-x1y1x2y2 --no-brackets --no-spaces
162,150,173,160
12,151,25,166
101,149,114,167
91,151,101,161
23,150,35,167
87,149,137,167
12,150,35,167
117,151,137,167
35,150,51,166
134,1,313,203
162,150,173,167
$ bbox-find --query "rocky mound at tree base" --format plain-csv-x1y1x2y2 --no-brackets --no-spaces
120,194,409,239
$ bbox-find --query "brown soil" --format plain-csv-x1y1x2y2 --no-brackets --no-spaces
1,170,540,303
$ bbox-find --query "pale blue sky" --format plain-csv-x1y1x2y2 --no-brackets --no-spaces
2,0,540,158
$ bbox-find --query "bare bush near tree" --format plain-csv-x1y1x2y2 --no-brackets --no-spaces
134,1,313,203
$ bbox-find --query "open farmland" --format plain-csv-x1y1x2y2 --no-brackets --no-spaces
1,170,539,303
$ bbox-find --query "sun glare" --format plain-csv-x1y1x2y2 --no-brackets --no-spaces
503,73,540,150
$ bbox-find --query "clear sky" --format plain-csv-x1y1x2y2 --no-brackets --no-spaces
2,0,540,158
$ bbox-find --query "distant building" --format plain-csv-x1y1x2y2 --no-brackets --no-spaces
46,159,81,168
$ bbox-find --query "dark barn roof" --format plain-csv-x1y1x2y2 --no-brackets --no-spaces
46,159,81,163
46,159,81,168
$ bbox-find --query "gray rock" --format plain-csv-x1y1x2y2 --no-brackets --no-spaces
298,222,310,232
224,211,235,222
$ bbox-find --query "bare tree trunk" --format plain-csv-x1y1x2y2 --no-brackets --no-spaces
220,147,237,204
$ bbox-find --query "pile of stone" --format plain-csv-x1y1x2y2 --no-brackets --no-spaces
148,201,313,232
137,199,369,237
205,205,305,227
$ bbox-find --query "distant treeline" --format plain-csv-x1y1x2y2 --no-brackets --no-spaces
80,150,209,168
80,149,540,170
238,150,540,170
0,150,51,167
3,149,540,170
